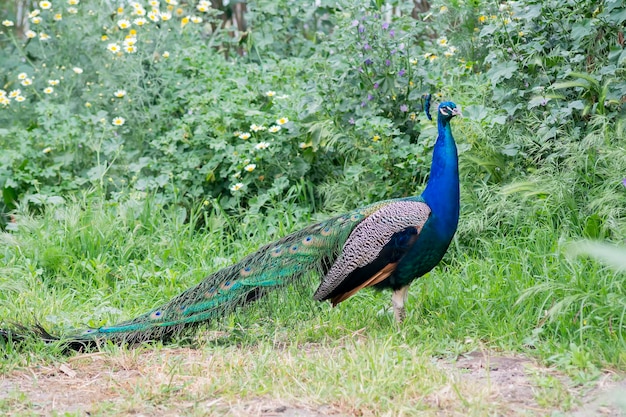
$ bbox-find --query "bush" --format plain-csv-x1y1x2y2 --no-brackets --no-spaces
1,1,228,210
0,1,456,215
448,0,626,135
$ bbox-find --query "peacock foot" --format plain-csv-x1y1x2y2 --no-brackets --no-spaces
391,285,410,323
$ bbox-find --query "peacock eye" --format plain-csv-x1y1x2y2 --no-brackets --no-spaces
441,106,455,115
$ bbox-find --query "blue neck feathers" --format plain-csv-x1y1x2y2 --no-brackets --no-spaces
420,113,460,238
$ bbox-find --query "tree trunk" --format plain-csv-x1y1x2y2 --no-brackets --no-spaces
412,0,431,19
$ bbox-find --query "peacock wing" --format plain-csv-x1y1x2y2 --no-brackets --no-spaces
313,200,431,305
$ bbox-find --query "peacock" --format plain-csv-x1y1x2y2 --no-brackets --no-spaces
1,101,461,350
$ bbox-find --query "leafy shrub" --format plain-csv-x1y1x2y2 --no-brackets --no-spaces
0,1,334,214
475,0,625,134
0,1,230,210
245,0,337,59
1,1,456,215
305,8,469,204
145,53,321,210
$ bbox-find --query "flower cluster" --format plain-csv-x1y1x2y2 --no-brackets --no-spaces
235,116,288,144
104,1,206,57
227,112,291,193
1,71,66,105
0,89,24,106
2,0,215,132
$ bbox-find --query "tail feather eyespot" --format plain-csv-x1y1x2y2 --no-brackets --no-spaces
320,226,333,236
220,281,234,290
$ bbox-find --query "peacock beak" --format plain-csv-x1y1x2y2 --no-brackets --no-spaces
452,108,462,117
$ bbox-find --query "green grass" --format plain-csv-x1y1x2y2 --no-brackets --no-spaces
1,191,624,365
1,188,625,415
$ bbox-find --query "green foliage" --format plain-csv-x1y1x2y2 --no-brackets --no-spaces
474,0,625,131
0,1,229,211
245,0,336,58
305,7,475,204
0,1,439,214
141,53,320,209
309,11,434,202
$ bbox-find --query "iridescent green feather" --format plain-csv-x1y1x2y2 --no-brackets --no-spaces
70,198,406,345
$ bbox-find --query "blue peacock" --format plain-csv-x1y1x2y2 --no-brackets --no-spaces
1,101,461,349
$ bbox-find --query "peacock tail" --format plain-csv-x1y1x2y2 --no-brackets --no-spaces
43,198,408,346
1,99,461,350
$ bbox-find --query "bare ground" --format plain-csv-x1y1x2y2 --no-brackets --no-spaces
438,351,626,417
1,348,624,416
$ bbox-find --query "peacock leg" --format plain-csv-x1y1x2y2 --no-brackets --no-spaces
391,285,410,322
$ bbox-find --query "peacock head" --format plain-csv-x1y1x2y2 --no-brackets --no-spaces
437,101,462,122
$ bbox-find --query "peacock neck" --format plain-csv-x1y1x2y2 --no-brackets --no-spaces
421,117,460,236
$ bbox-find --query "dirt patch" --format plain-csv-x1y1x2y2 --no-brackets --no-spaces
0,350,332,416
222,400,333,417
1,348,624,416
436,350,626,417
568,375,626,417
436,351,544,412
0,357,135,415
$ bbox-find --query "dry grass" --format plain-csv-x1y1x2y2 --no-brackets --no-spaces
2,340,624,416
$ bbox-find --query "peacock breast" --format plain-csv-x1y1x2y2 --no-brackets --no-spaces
385,214,456,289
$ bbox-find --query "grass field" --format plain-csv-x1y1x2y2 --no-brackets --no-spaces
1,194,625,416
